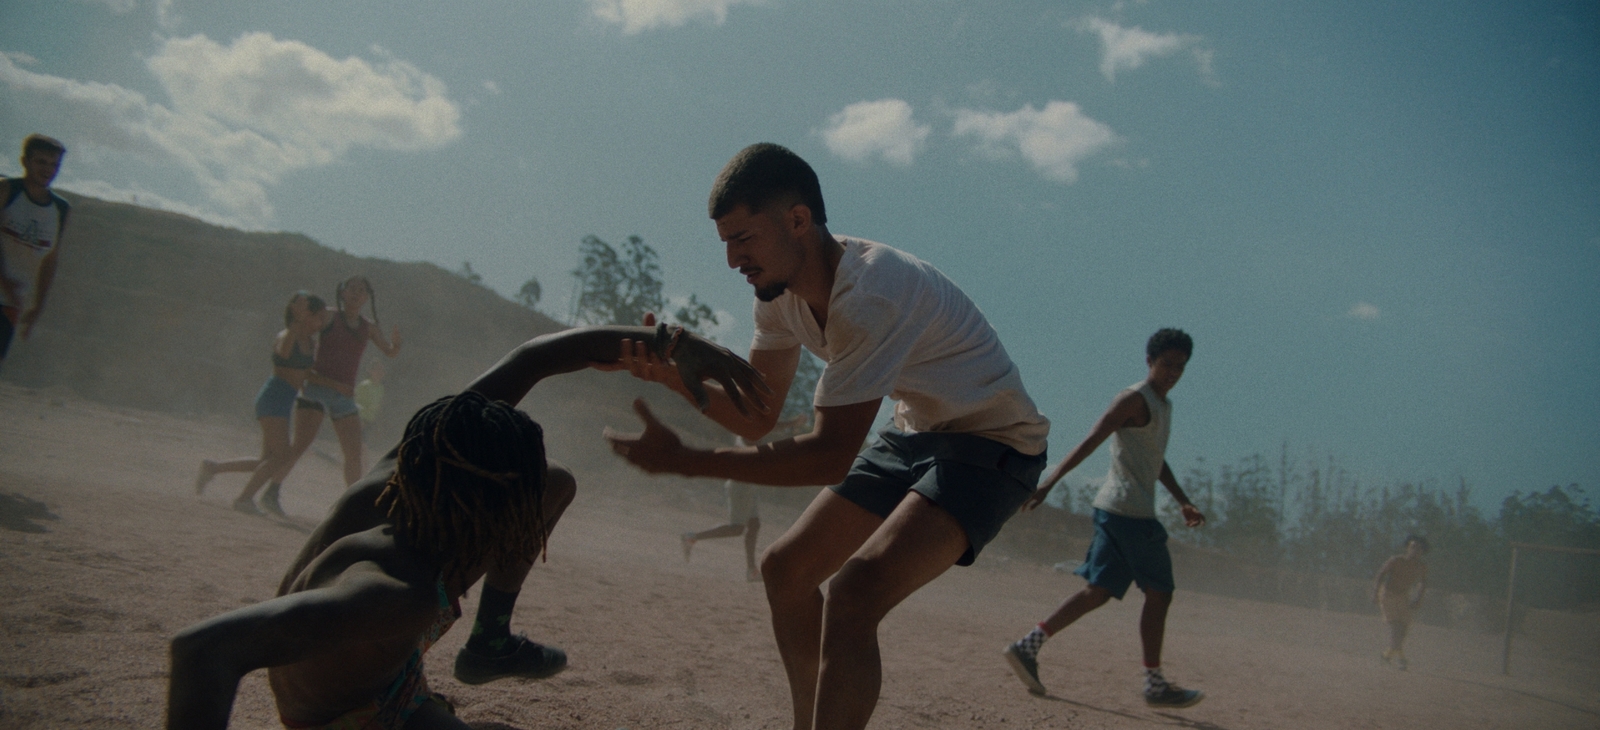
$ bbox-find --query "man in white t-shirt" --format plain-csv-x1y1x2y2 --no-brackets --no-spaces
0,134,70,365
606,143,1050,730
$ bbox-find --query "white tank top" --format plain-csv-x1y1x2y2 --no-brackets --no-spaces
1090,381,1171,519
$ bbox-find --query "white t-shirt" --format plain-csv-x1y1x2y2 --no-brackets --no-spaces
751,237,1050,455
0,181,69,309
1091,381,1171,519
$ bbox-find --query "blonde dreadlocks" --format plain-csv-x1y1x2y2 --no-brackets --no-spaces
377,392,549,586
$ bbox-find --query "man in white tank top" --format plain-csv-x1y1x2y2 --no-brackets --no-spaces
1002,329,1209,708
0,134,70,365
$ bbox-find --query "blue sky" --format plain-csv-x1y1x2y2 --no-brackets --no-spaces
4,0,1596,511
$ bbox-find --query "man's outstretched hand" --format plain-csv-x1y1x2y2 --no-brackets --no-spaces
600,314,771,415
605,399,687,474
658,323,770,415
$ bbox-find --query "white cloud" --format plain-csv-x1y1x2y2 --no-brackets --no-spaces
587,0,764,34
1077,16,1209,84
0,34,460,228
1348,302,1381,320
482,80,501,95
820,99,929,167
951,101,1117,183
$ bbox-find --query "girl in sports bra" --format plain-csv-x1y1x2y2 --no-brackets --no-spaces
282,275,402,488
194,291,328,516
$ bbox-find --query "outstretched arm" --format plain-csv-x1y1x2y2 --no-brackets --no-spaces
606,396,879,487
1021,390,1146,511
470,325,768,414
612,317,794,439
369,320,402,357
168,566,434,730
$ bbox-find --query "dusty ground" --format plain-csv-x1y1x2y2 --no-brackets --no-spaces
1,382,1596,729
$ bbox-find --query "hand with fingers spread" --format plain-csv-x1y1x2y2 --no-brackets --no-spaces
604,399,687,474
601,313,772,416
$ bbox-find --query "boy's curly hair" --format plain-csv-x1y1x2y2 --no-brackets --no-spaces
376,392,549,585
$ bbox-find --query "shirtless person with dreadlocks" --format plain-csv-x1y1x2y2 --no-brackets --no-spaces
166,324,767,729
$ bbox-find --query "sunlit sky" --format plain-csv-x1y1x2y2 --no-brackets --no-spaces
4,0,1596,510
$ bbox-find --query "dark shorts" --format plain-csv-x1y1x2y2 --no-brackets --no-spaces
830,429,1046,567
1073,508,1175,599
0,314,12,363
254,376,298,420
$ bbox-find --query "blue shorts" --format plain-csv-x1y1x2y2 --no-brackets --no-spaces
1073,508,1175,599
253,376,298,420
296,382,360,420
831,430,1046,567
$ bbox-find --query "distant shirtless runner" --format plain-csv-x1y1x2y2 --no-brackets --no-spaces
1372,535,1429,670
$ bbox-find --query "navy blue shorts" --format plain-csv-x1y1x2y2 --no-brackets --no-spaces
1073,508,1175,599
254,376,298,420
831,430,1045,567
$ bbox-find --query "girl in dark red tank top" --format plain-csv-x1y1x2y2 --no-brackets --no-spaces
282,276,403,489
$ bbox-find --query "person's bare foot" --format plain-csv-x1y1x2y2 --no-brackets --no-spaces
194,460,218,495
232,497,263,516
746,567,762,583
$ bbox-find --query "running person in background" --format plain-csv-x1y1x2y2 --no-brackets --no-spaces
1004,328,1206,708
289,275,402,487
167,323,768,729
194,291,329,517
681,414,807,582
606,143,1050,730
1372,535,1428,670
0,134,70,366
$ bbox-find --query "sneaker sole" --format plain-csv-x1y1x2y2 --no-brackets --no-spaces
1002,647,1048,696
1146,690,1205,709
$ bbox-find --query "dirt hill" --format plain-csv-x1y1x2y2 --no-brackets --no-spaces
0,192,729,475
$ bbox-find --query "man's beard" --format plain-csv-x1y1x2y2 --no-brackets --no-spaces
755,281,789,302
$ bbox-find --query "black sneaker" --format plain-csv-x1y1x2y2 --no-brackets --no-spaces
1144,677,1204,708
454,635,568,685
1003,644,1047,695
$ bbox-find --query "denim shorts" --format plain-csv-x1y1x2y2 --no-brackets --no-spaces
296,381,360,420
831,429,1046,566
253,376,298,420
1073,508,1175,599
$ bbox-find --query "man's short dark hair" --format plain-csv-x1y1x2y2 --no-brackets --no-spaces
1146,328,1193,360
708,143,827,225
22,134,66,159
1404,534,1430,553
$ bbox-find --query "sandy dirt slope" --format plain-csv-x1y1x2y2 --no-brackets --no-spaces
1,383,1596,729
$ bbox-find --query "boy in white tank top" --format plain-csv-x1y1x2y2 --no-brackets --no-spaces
1002,329,1209,708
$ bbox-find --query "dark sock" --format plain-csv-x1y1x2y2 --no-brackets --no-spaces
466,585,519,656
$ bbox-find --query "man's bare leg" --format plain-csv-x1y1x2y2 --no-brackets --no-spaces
761,490,882,730
744,516,761,581
814,492,969,730
455,463,577,684
1041,585,1113,634
1139,590,1172,667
